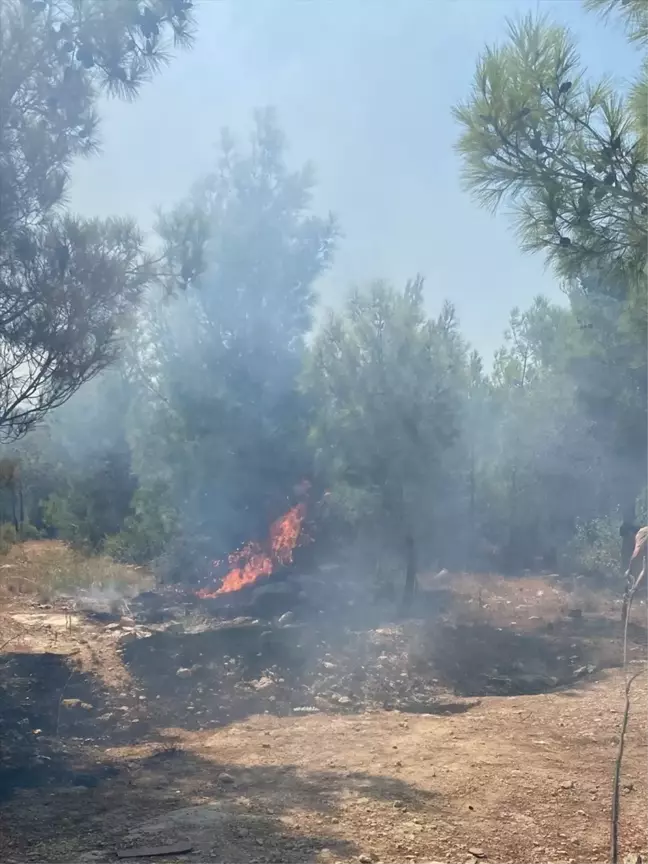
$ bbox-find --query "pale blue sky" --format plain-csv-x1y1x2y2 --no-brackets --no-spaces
69,0,639,357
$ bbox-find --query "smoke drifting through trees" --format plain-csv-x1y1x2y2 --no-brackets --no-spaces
0,0,645,601
6,101,646,587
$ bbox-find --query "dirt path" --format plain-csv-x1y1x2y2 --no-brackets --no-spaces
1,667,646,864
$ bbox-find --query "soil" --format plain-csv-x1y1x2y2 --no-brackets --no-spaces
0,547,646,864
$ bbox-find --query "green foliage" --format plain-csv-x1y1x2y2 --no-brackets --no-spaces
305,278,463,570
453,14,647,291
454,2,647,532
0,523,18,556
19,523,42,541
565,516,623,578
126,110,337,578
102,484,177,564
0,0,195,439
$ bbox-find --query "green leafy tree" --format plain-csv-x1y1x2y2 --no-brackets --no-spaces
126,111,337,578
0,0,195,438
305,279,463,607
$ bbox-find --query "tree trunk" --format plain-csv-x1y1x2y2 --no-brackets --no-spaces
18,479,24,534
11,478,18,534
401,533,418,612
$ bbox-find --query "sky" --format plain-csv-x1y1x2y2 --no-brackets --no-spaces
69,0,639,357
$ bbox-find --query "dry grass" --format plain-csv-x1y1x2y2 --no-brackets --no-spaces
0,539,152,603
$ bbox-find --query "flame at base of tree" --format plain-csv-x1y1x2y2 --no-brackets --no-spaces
197,502,307,597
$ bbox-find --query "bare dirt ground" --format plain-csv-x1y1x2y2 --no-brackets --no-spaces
0,543,646,864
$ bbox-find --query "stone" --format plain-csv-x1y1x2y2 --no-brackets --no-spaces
218,772,235,784
176,667,193,679
560,780,575,790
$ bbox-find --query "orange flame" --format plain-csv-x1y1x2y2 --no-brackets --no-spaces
197,502,306,598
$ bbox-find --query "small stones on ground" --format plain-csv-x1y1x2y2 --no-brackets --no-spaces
218,772,235,784
176,667,193,679
468,849,486,859
560,780,575,790
61,698,93,711
358,855,372,863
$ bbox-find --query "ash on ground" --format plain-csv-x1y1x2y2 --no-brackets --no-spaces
118,567,461,729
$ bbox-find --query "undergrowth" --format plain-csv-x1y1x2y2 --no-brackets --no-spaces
0,541,152,603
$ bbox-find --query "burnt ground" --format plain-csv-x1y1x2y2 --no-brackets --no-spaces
0,547,646,863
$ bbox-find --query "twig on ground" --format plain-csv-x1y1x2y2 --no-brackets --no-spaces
56,669,75,738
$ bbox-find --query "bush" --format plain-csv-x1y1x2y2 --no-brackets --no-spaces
0,523,17,556
563,516,621,579
19,523,43,541
102,523,167,566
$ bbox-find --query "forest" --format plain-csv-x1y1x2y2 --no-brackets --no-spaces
0,0,645,602
0,2,647,863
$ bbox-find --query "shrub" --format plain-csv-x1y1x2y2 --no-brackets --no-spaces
0,523,17,556
563,516,621,579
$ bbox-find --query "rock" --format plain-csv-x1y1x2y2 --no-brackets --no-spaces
468,849,486,859
253,676,275,691
337,696,352,705
622,854,642,864
61,699,93,711
358,855,372,863
120,616,136,627
218,772,235,784
567,608,582,619
560,780,575,790
176,667,193,679
277,611,294,625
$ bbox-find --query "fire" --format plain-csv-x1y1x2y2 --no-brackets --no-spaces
197,502,306,598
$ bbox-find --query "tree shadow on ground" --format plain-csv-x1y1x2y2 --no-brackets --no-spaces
0,746,438,863
0,650,151,800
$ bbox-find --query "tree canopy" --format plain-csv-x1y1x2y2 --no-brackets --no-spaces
0,0,195,438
